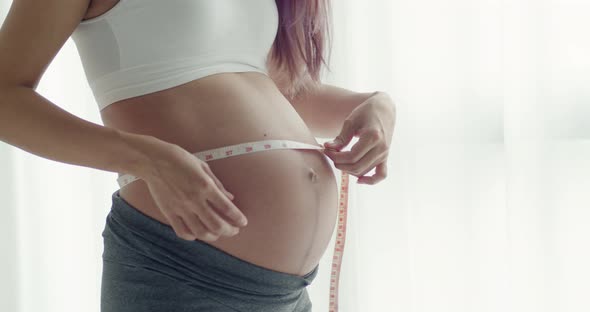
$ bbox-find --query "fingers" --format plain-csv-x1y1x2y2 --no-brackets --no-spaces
323,127,390,185
200,163,247,227
180,210,225,242
173,164,247,240
324,128,381,164
166,214,197,241
334,147,386,177
206,184,248,227
197,198,240,237
166,205,236,242
358,161,388,185
201,163,234,200
325,119,356,151
166,166,247,241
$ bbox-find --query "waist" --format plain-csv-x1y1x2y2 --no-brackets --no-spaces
97,71,327,186
100,71,314,154
118,139,326,188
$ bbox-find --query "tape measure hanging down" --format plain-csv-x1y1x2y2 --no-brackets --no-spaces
115,139,350,312
329,170,349,312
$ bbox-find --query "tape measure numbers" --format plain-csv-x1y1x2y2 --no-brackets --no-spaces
117,139,328,188
329,170,349,312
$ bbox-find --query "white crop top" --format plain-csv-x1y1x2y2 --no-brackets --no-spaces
71,0,279,111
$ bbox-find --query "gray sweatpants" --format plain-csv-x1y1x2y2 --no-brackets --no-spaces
100,190,319,312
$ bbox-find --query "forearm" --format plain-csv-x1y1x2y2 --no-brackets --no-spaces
289,83,378,138
0,85,164,179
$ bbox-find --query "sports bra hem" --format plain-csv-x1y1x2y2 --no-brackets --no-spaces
95,64,269,111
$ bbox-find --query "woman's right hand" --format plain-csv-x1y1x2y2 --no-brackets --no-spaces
132,136,248,242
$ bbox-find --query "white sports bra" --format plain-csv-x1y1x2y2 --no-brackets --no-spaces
71,0,279,111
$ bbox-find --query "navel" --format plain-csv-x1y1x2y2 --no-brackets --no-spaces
307,167,319,183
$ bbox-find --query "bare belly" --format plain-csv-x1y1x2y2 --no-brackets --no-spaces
100,72,339,277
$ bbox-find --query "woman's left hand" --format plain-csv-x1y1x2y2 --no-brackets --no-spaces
322,91,396,185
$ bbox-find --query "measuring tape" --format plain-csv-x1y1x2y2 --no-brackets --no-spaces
116,139,350,311
329,169,349,312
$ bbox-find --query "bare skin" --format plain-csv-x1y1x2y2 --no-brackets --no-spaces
86,1,339,277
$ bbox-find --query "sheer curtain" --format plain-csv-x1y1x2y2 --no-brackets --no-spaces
1,0,589,311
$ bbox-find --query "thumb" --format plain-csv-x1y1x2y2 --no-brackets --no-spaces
325,120,355,150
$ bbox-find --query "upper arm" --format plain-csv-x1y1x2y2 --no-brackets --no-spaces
0,0,90,89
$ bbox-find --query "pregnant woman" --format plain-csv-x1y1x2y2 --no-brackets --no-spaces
0,0,395,311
